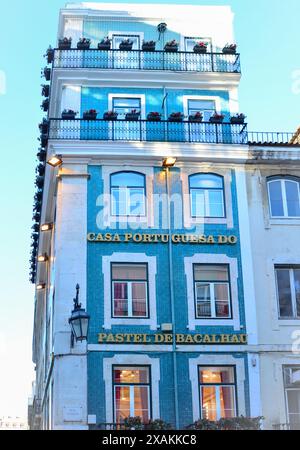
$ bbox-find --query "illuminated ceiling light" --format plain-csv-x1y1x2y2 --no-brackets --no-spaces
36,283,46,291
40,223,53,232
162,157,177,168
37,253,48,262
47,155,62,167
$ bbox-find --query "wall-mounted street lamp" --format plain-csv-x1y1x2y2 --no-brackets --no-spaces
37,253,48,262
68,284,90,347
162,157,177,168
47,155,62,167
40,223,53,232
36,283,46,291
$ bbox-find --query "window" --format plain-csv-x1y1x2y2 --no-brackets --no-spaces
275,266,300,319
268,177,300,218
111,171,145,216
184,37,212,52
194,264,231,319
113,366,151,424
188,99,215,122
189,174,225,218
284,366,300,429
112,97,141,118
112,34,141,50
199,366,237,420
111,263,148,318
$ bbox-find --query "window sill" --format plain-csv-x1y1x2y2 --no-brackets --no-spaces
277,319,300,326
269,219,300,226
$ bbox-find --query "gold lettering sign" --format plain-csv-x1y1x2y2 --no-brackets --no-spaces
97,333,247,345
88,233,238,245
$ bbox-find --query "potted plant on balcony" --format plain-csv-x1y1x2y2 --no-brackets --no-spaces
193,41,208,54
83,109,98,120
58,37,72,50
77,37,91,50
147,111,161,121
209,112,225,123
44,46,54,64
230,113,246,124
188,111,203,122
41,99,49,112
164,40,179,52
41,84,50,97
98,37,111,50
42,67,51,81
125,109,141,121
61,109,77,119
103,110,118,121
222,43,237,54
119,38,134,51
168,112,184,122
39,118,49,134
142,40,156,51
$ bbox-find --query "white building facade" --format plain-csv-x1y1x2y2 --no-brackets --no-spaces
30,3,300,430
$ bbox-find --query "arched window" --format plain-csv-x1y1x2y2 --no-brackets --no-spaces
267,176,300,218
111,171,146,216
189,173,225,218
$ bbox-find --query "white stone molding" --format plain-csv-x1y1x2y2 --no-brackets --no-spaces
184,253,240,330
102,252,157,329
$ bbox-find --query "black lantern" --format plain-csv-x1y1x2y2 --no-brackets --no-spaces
68,284,90,345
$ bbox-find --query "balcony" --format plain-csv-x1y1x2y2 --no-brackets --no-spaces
52,49,241,73
273,423,300,430
48,119,247,145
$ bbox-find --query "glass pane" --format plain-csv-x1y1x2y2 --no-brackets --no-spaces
269,180,284,217
113,282,128,316
112,264,147,280
294,270,300,317
285,181,300,217
114,367,149,383
190,174,223,189
276,269,293,317
199,367,235,384
287,390,300,428
201,386,217,421
220,386,236,418
129,188,145,215
132,283,147,316
208,190,224,217
111,172,144,188
196,283,211,317
188,99,215,111
214,283,230,318
134,386,149,422
194,265,229,282
115,386,130,423
111,187,127,215
191,189,205,217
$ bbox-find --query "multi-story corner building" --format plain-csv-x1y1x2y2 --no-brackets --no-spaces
30,2,300,430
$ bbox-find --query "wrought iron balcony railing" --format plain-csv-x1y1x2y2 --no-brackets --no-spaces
248,131,300,146
273,423,300,430
52,49,241,73
48,118,247,145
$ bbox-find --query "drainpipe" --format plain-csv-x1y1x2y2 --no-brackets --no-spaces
165,166,179,430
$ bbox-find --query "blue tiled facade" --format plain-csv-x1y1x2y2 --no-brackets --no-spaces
86,163,250,427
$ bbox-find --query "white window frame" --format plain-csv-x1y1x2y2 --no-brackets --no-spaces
185,254,240,330
181,167,233,228
112,266,148,318
104,355,160,424
100,165,154,227
108,93,146,141
113,367,151,422
103,253,157,329
111,171,146,218
199,381,236,420
189,355,246,422
275,266,300,319
194,277,231,319
109,31,144,50
190,176,225,219
268,178,300,219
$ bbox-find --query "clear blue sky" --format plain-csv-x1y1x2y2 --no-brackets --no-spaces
0,0,299,418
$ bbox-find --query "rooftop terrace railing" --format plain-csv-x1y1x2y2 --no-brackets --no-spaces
48,118,248,145
248,131,300,146
52,49,241,73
